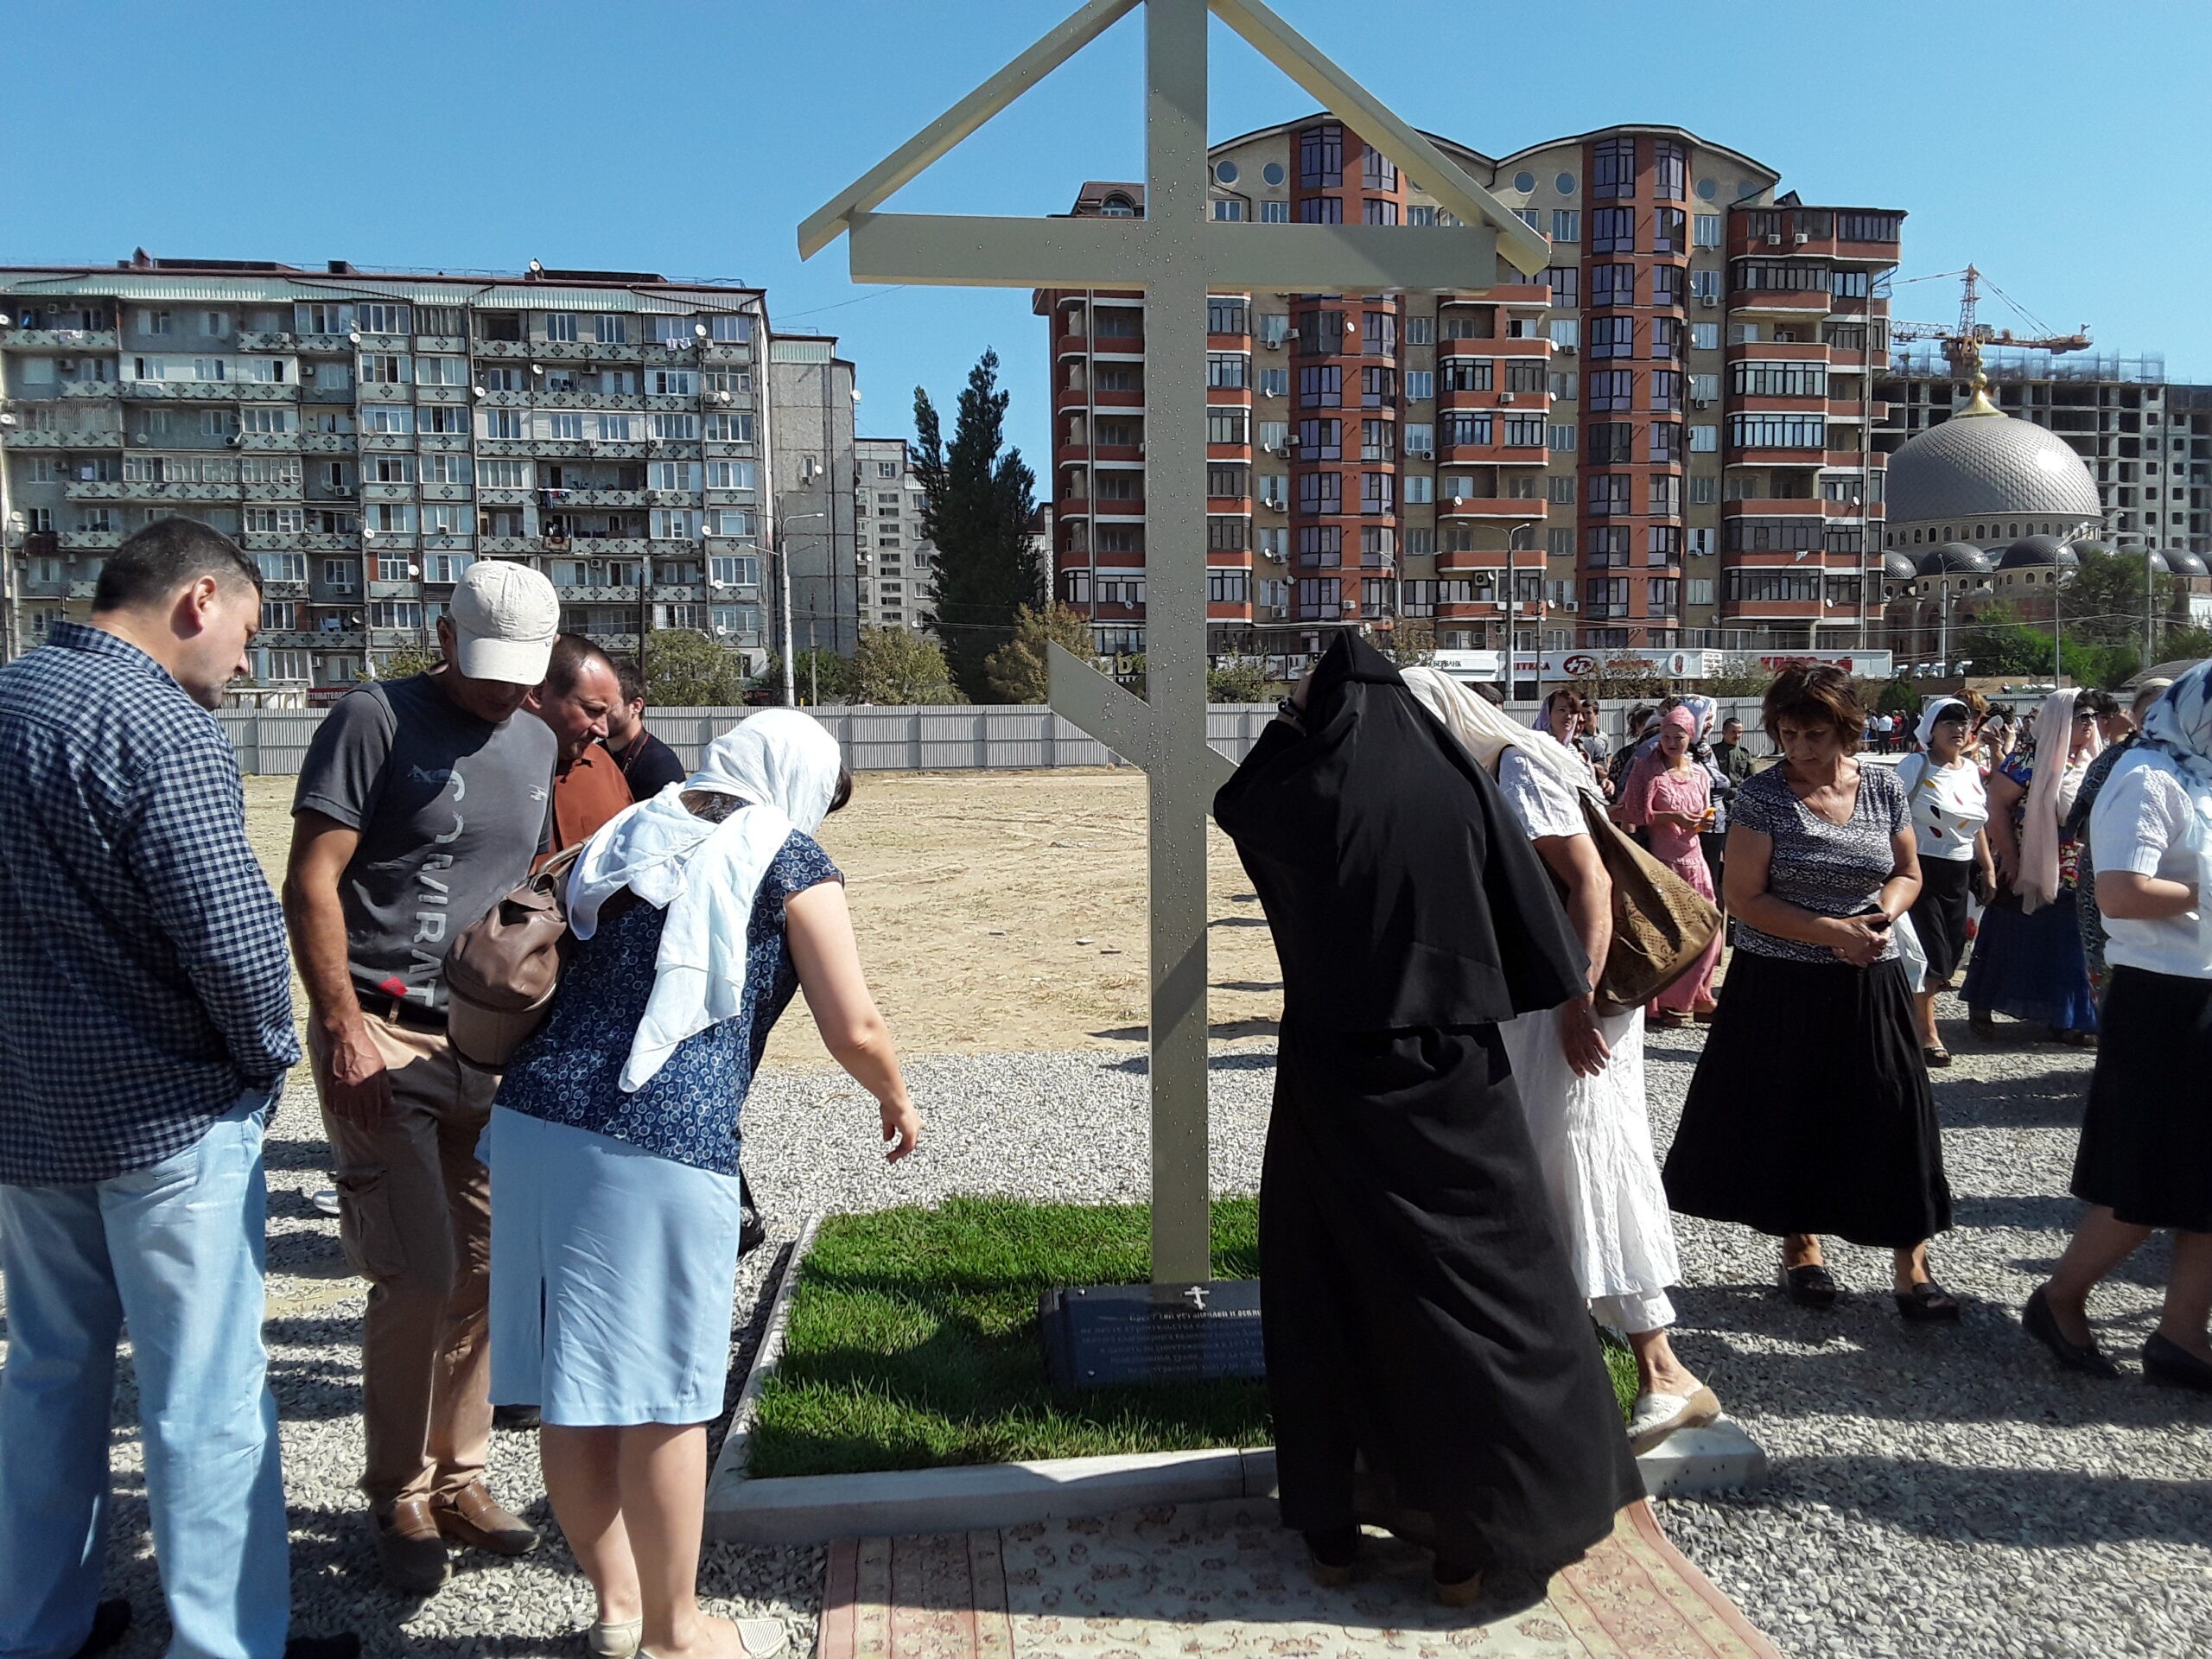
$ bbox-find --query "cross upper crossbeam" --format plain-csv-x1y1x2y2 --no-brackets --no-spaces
847,212,1502,295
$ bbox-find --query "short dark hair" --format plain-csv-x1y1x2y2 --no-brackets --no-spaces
541,632,616,696
1722,715,1745,729
829,766,854,814
1472,681,1506,707
613,655,646,706
94,517,260,613
1762,664,1863,753
2077,688,2122,721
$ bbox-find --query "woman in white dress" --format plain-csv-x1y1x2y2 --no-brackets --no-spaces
1403,675,1720,1454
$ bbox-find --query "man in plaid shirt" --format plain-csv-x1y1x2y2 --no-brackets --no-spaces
0,519,354,1659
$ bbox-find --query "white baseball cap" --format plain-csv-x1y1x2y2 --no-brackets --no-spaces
448,561,558,685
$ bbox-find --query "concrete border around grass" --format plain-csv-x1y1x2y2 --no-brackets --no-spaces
702,1213,1767,1546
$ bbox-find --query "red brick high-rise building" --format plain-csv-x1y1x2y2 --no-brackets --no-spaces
1035,120,1902,690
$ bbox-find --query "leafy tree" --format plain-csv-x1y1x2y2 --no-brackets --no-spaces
753,648,852,705
373,645,441,681
912,350,1040,700
849,626,960,704
645,628,752,707
983,604,1096,704
1690,663,1771,698
1207,657,1270,703
2059,548,2176,652
1874,677,1921,716
2156,625,2212,666
1379,620,1436,668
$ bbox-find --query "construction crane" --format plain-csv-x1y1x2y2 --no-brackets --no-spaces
1890,265,2092,382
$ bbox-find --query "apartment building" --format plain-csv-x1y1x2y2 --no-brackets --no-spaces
0,253,859,690
1877,347,2212,558
853,436,935,632
1035,121,1902,686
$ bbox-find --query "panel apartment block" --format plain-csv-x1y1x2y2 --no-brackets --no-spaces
0,253,859,690
1035,121,1903,685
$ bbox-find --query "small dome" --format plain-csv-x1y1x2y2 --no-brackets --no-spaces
1916,542,1992,575
2166,549,2209,577
2145,550,2171,574
1998,533,2076,569
1882,551,1920,581
1886,402,2101,528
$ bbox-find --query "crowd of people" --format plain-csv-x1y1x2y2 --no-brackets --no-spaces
1216,635,2210,1603
2,514,2207,1643
0,520,918,1659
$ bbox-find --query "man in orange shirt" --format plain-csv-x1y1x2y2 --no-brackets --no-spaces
527,634,632,854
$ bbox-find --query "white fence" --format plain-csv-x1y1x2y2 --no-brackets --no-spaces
218,698,1778,777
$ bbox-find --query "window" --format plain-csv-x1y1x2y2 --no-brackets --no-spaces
1591,137,1636,200
1587,474,1632,516
1259,200,1290,223
594,314,629,344
1586,368,1631,411
1404,370,1433,402
1206,517,1248,550
423,406,468,435
651,508,702,540
364,454,415,484
1652,141,1687,201
1548,318,1579,349
1548,423,1576,451
706,507,757,537
1205,408,1249,446
1689,424,1718,453
1501,416,1546,448
705,412,757,442
1649,318,1681,359
1297,196,1343,224
647,368,697,396
1836,212,1901,243
1361,365,1396,406
1408,204,1437,227
1653,209,1686,256
545,412,586,442
541,312,580,343
650,413,698,441
1648,518,1682,560
1440,309,1493,340
1649,421,1684,464
1439,358,1495,397
481,409,524,440
1831,268,1871,300
649,460,703,491
1650,264,1685,308
1547,527,1575,561
413,354,465,387
1206,352,1248,389
1402,421,1433,455
1541,264,1580,307
1300,122,1344,187
1296,418,1341,458
709,313,753,342
1648,576,1680,612
1298,472,1342,514
1732,259,1826,294
1361,312,1396,357
1207,568,1249,604
1295,577,1342,618
1363,199,1399,226
1589,315,1634,359
1729,413,1827,448
1402,474,1433,503
1298,365,1341,407
1691,321,1719,351
321,558,358,591
1649,370,1683,413
1693,213,1722,249
240,406,296,435
1441,412,1491,448
705,460,756,490
1205,465,1249,499
1207,297,1249,336
1592,264,1636,308
253,550,308,580
1258,366,1289,397
1688,474,1717,505
1587,423,1634,464
1402,315,1434,346
1722,569,1821,603
1731,359,1828,397
1590,207,1635,253
1724,517,1822,553
1551,209,1580,243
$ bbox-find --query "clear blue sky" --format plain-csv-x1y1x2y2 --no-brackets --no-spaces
8,1,2209,469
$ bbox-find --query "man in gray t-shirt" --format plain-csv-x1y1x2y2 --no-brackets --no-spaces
282,561,557,1592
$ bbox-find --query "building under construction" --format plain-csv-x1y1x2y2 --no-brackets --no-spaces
1876,343,2212,558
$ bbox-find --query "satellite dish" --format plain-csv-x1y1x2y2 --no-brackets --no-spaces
528,258,544,275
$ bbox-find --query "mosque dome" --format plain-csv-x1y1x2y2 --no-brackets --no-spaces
1916,543,1991,576
1997,533,2077,570
1885,385,2101,530
2166,549,2209,577
1882,551,1920,581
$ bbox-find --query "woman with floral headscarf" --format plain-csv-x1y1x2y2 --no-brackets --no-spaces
1635,706,1722,1027
1962,688,2103,1045
2026,663,2212,1390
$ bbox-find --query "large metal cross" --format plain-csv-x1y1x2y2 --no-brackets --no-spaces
801,0,1546,1282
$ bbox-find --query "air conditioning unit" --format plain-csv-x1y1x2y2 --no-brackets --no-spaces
1691,397,1712,409
1263,499,1285,512
1564,599,1579,612
1499,391,1516,404
1794,232,1810,246
1765,234,1783,247
57,359,75,375
1698,296,1717,308
1262,339,1281,351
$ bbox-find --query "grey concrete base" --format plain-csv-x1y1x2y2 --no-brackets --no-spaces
704,1217,820,1525
1634,1417,1769,1497
709,1446,1280,1545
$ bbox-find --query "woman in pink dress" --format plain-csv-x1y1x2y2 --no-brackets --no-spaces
1639,705,1723,1027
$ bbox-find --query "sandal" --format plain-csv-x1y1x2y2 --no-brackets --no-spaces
2051,1028,2097,1049
1692,1007,1719,1026
1968,1009,1999,1042
1779,1263,1838,1308
1304,1526,1360,1586
1432,1560,1485,1607
1923,1046,1952,1068
1894,1280,1961,1323
1652,1010,1692,1029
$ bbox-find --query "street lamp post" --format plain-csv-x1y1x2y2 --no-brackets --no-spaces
775,510,829,709
1937,578,1989,675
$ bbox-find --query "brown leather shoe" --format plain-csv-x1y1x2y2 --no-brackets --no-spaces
372,1498,449,1594
430,1480,540,1556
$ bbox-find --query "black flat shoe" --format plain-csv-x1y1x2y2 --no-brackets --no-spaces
1895,1280,1961,1323
1969,1009,1999,1042
2143,1332,2212,1392
1923,1046,1952,1068
2022,1286,2121,1378
71,1602,131,1659
1780,1263,1837,1308
1304,1525,1360,1586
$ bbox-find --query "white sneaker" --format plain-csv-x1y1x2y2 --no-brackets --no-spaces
1627,1386,1722,1456
310,1188,342,1218
588,1618,641,1659
737,1620,788,1659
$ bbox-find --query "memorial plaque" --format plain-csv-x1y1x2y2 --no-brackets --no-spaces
1039,1279,1266,1390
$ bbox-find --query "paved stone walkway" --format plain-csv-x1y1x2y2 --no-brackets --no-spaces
821,1502,1783,1659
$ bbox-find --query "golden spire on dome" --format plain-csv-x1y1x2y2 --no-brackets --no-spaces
1955,363,2004,418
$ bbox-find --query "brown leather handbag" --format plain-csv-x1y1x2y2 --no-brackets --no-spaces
1571,793,1725,1017
442,845,584,1070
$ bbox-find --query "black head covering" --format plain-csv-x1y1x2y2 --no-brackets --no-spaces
1213,634,1588,1032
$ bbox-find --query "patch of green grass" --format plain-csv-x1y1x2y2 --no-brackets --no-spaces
747,1195,1637,1479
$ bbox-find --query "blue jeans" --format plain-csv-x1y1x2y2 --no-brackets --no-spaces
0,1091,289,1659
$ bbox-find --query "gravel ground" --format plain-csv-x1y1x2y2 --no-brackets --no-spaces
13,990,2211,1658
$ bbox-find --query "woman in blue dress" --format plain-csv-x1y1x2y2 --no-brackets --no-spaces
486,710,920,1659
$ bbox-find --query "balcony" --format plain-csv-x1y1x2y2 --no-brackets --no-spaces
358,381,411,404
56,380,121,400
236,332,300,353
555,584,645,605
415,334,468,354
239,430,302,452
1727,289,1831,318
122,380,236,401
3,327,118,351
298,432,358,453
479,486,533,506
58,530,124,550
234,383,299,403
359,480,416,501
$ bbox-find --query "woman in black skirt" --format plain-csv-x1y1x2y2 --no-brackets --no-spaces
1896,699,1995,1065
1663,665,1958,1320
2025,663,2212,1389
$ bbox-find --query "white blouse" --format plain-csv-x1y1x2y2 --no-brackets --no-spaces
1896,753,1988,861
2089,753,2211,979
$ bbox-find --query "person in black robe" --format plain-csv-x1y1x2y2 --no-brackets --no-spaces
1213,634,1643,1599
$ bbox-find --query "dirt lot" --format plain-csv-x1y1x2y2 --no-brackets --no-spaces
242,769,1283,1065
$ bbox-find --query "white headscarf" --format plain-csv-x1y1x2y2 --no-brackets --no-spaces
1916,696,1970,753
2015,689,2099,914
1401,668,1603,802
568,709,843,1091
